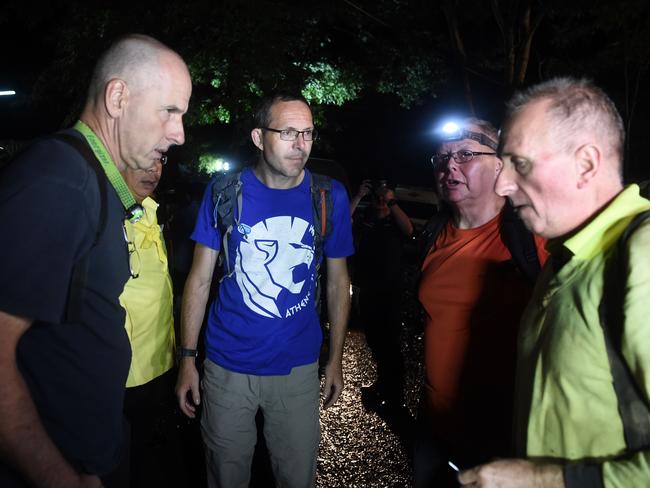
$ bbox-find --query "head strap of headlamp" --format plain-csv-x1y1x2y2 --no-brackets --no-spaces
441,129,498,151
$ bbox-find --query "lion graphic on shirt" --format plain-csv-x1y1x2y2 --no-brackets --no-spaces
234,216,314,318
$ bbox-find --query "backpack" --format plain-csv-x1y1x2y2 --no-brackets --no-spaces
2,132,110,323
599,209,650,451
54,133,109,323
419,201,542,284
639,180,650,199
211,170,333,309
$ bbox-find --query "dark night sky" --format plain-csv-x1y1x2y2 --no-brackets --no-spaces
2,1,649,189
0,19,58,139
0,59,498,192
0,57,448,191
0,1,515,193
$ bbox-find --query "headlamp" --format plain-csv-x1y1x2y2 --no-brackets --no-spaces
436,120,498,151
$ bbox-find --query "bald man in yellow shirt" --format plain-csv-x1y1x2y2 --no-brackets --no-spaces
121,157,179,487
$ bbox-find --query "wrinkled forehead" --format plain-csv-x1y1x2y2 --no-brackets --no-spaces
268,100,313,128
501,100,553,154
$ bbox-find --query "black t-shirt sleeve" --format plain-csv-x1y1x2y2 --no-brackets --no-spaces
0,138,96,323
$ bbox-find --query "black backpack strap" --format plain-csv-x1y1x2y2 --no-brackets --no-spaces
310,173,332,313
411,208,448,292
639,180,650,199
500,202,542,284
211,171,242,279
310,173,332,268
51,133,108,324
599,209,650,451
54,133,108,244
418,208,450,265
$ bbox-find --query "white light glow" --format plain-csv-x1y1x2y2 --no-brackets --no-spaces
0,90,16,96
199,154,235,175
441,121,460,134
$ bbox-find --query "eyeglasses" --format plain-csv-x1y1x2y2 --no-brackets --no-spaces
430,150,496,169
262,127,318,141
122,222,141,279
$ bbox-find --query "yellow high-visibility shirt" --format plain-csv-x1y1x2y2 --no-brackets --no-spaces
120,197,175,387
515,185,650,486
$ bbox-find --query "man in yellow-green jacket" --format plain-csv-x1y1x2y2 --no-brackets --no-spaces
459,77,650,488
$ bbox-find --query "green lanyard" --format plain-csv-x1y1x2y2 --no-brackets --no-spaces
73,120,144,223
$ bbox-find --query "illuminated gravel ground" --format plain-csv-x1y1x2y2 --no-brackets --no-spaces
316,287,424,488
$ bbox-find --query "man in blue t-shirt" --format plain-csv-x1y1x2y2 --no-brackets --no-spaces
175,93,354,487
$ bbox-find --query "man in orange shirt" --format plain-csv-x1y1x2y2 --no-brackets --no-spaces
414,118,548,487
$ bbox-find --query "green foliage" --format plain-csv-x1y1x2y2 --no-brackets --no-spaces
378,58,446,108
13,0,452,134
301,62,363,106
8,0,649,178
247,81,263,97
192,104,231,126
188,56,228,88
197,153,231,175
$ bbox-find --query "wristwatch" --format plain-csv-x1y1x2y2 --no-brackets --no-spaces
387,199,398,207
176,347,198,360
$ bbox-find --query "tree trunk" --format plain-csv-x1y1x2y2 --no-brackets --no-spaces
492,0,544,94
514,0,544,87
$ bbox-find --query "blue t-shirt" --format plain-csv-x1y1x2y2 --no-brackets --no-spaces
192,168,354,375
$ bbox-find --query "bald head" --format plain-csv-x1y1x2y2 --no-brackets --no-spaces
80,33,192,172
86,34,186,104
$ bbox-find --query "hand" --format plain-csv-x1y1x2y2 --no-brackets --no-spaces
321,360,344,409
175,359,201,418
458,459,564,488
357,180,372,199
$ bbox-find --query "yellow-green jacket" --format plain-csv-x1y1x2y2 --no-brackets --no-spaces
515,185,650,488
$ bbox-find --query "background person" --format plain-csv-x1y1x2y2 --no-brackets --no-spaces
120,157,183,488
350,179,413,412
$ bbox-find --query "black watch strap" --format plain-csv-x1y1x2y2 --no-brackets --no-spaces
176,347,198,359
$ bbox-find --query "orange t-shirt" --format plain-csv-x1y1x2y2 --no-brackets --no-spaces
418,212,548,451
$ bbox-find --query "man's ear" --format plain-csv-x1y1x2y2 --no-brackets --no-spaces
104,78,129,118
251,128,263,151
574,144,600,189
495,157,503,174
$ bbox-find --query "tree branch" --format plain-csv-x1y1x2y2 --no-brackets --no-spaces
341,0,391,28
